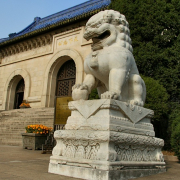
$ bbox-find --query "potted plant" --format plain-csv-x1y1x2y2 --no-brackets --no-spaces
22,124,52,150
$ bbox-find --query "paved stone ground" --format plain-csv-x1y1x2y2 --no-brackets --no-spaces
0,145,179,180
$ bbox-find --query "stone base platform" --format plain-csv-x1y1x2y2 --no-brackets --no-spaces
48,99,166,180
49,162,166,180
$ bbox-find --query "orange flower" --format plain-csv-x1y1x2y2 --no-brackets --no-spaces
25,124,51,134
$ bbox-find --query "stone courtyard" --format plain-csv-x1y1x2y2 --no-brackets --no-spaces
0,145,179,180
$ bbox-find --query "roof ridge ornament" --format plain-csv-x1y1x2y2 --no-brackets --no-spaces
34,17,41,22
8,33,16,38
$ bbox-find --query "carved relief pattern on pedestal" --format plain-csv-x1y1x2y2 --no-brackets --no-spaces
62,139,100,160
111,132,164,162
0,34,53,64
114,144,164,162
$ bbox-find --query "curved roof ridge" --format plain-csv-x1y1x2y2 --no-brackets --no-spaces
16,21,36,35
39,0,99,23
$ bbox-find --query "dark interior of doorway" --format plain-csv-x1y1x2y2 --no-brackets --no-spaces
56,59,76,97
14,79,25,109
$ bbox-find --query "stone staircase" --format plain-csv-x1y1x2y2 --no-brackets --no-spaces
0,108,54,146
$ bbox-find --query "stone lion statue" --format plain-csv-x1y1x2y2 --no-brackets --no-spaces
72,10,146,106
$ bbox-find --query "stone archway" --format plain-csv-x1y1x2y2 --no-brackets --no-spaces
3,69,30,110
41,48,84,107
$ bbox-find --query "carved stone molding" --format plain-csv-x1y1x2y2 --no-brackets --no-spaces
54,130,109,142
0,33,54,62
110,132,164,147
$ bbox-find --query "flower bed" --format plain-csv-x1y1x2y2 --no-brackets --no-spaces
22,124,52,150
25,124,52,135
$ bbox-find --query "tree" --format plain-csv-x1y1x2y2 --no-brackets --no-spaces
109,0,180,149
171,122,180,160
109,0,180,102
142,76,170,148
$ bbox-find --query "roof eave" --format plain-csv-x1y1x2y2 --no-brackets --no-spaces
0,7,108,48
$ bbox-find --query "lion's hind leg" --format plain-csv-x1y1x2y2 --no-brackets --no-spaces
128,74,146,106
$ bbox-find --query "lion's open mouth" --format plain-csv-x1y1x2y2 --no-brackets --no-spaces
92,30,111,44
91,30,110,50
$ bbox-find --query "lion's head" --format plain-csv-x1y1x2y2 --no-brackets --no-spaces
83,10,133,52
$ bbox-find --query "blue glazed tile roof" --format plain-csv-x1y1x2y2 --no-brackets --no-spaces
0,0,111,46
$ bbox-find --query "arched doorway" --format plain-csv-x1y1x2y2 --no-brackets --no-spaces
56,60,76,97
14,79,25,109
3,69,30,110
41,49,84,108
54,60,76,130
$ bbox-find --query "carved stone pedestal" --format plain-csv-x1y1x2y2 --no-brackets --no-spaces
48,99,166,180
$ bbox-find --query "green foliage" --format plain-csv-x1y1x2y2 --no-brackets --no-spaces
171,122,180,160
169,105,180,155
169,102,180,129
142,76,169,122
109,0,180,150
88,89,99,100
142,76,170,148
109,0,180,102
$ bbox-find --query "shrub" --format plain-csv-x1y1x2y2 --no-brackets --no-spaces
89,89,99,100
171,122,180,161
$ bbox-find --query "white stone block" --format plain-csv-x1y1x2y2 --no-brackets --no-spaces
49,99,166,180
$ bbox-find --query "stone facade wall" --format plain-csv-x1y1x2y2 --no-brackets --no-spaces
0,23,92,111
0,107,54,146
0,22,92,146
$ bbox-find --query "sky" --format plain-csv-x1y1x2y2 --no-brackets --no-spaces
0,0,88,39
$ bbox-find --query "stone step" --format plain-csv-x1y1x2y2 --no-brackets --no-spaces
0,107,54,146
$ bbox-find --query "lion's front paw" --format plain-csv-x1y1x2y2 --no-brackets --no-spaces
72,84,89,101
101,91,119,100
72,84,88,90
130,100,144,107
